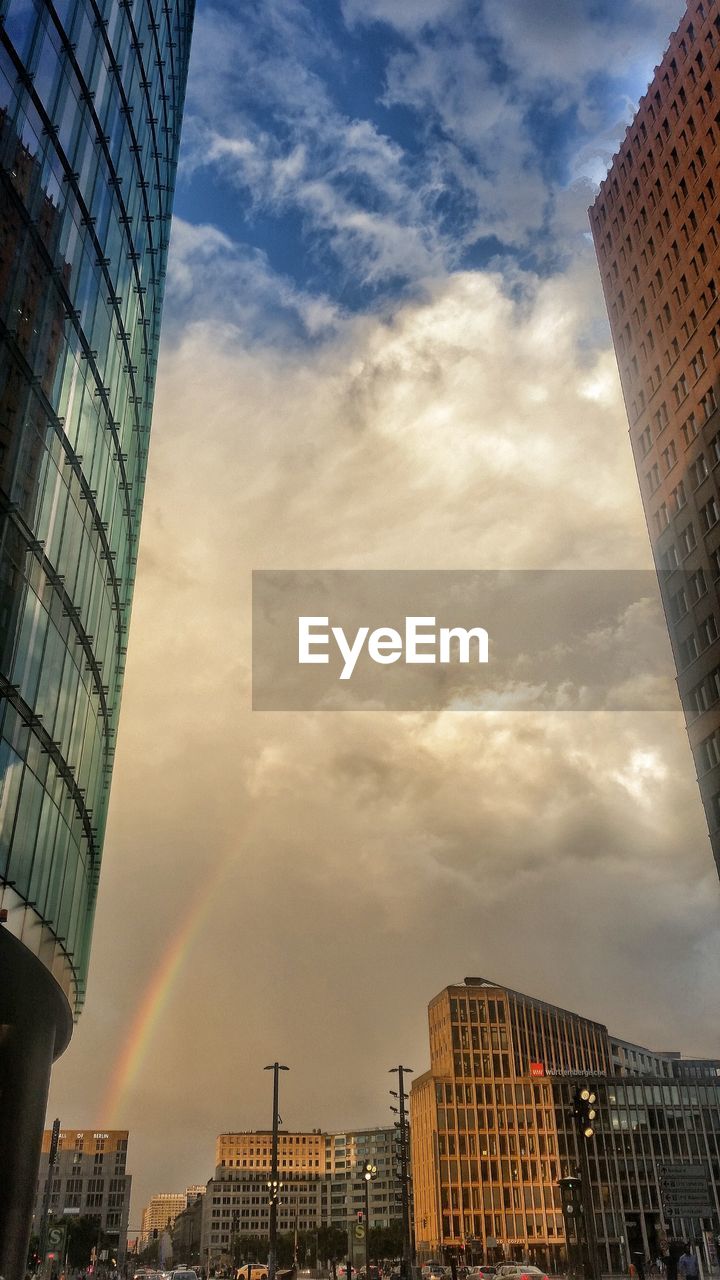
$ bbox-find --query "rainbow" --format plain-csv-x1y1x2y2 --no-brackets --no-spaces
102,860,229,1127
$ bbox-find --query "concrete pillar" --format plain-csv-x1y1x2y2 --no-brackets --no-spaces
0,930,72,1280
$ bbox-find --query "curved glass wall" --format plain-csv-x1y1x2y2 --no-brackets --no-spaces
0,0,194,1013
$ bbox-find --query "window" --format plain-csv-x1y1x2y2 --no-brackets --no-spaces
679,633,699,666
700,496,720,531
699,613,718,648
671,480,687,512
698,729,720,772
689,568,707,601
646,463,661,494
691,453,709,487
670,587,688,621
701,387,718,421
691,349,707,380
688,675,712,715
655,402,669,432
682,413,698,448
638,426,653,457
679,522,697,556
674,373,689,404
655,502,670,533
661,544,679,570
662,442,677,472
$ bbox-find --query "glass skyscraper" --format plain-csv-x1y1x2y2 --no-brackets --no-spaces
0,0,194,1273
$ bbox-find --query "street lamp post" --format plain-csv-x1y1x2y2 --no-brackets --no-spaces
390,1066,413,1280
362,1163,378,1280
572,1086,602,1280
265,1063,289,1280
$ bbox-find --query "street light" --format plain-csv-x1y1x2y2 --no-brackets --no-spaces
362,1162,378,1280
264,1063,289,1280
571,1086,601,1280
389,1067,413,1280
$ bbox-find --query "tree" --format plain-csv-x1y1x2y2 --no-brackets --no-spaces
317,1227,351,1264
369,1222,404,1263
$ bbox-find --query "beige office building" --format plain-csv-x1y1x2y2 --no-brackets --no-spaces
410,978,720,1272
32,1129,131,1260
141,1189,204,1245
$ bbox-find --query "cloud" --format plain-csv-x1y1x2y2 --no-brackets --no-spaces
48,234,720,1218
44,0,720,1232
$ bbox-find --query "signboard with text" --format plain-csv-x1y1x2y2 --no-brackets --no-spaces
659,1165,713,1218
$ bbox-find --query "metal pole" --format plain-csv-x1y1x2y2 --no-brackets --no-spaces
265,1063,288,1280
365,1178,370,1280
39,1119,60,1274
397,1069,411,1280
577,1138,601,1280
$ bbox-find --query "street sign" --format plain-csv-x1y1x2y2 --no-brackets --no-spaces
47,1225,66,1256
658,1165,713,1218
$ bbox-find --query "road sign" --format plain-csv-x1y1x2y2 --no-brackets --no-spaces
47,1225,66,1255
659,1165,713,1218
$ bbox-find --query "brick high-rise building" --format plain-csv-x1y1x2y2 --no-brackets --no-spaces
589,1,720,877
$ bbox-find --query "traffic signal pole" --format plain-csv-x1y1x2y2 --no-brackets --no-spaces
264,1063,288,1280
572,1087,602,1280
390,1067,413,1280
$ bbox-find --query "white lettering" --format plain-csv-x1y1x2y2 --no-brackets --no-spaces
296,615,491,678
439,626,489,664
298,616,330,664
405,616,437,663
332,625,370,680
367,628,403,664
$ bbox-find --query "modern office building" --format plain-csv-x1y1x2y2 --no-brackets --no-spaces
410,978,720,1273
589,0,720,877
31,1129,131,1261
140,1189,204,1247
0,0,194,1276
203,1128,404,1265
172,1192,206,1266
327,1129,400,1232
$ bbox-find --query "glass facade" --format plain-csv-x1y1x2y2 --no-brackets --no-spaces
411,981,720,1274
0,0,194,1011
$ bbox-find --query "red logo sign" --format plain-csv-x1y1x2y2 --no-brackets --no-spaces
530,1062,545,1077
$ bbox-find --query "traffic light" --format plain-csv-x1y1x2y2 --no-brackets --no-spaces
573,1086,597,1138
357,1210,364,1224
558,1174,583,1218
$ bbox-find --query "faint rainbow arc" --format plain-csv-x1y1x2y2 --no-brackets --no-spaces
102,860,229,1127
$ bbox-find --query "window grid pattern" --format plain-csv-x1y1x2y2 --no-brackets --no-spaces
0,0,194,1008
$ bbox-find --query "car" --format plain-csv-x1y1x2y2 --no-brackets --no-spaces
468,1269,496,1278
171,1270,199,1280
494,1268,547,1280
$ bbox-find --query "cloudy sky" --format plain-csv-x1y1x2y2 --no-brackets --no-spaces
47,0,720,1227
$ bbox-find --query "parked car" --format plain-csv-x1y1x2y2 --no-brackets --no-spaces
493,1268,547,1280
